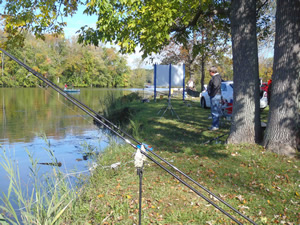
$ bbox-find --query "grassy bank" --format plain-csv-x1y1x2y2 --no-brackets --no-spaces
61,97,299,224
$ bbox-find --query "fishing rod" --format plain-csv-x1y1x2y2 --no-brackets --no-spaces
202,133,229,144
0,48,257,225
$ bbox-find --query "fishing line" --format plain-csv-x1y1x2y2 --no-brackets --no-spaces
0,48,257,225
202,133,229,145
39,86,94,125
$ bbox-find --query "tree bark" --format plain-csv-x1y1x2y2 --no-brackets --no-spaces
263,0,300,156
227,0,262,144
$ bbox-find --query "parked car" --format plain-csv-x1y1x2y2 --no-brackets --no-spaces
200,81,268,110
199,84,207,99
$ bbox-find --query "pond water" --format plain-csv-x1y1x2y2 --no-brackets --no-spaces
0,87,156,199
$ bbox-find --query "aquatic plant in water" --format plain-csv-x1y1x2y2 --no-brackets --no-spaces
0,143,76,224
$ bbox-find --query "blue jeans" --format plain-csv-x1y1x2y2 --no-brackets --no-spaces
210,95,222,128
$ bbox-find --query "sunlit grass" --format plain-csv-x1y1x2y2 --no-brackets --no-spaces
61,98,299,224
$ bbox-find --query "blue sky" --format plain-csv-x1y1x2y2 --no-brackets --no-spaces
63,5,155,69
63,5,96,39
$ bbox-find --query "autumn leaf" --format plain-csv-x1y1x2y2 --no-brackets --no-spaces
235,195,244,203
98,194,104,198
261,217,268,223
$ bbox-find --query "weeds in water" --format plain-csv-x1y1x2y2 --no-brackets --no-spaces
78,142,98,161
0,143,76,224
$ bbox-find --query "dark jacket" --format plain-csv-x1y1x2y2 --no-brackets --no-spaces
207,74,222,97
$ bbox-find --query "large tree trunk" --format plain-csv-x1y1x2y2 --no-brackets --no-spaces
227,0,262,144
263,0,300,156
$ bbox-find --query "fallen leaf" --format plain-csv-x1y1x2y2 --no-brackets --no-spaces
238,205,249,210
98,194,104,198
261,217,268,223
235,195,244,202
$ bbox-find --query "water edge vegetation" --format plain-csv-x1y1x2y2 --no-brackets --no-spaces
1,95,299,224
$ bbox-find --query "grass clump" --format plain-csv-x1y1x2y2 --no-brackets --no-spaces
0,144,77,225
61,98,300,224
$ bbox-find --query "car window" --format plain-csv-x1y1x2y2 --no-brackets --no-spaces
221,84,227,91
230,84,233,89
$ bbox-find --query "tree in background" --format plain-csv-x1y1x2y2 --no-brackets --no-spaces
214,55,233,81
259,57,273,82
0,33,132,87
102,48,130,87
81,1,231,92
129,68,148,87
159,40,232,91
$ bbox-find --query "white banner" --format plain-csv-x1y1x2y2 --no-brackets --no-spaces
155,64,184,88
156,65,170,87
171,64,184,87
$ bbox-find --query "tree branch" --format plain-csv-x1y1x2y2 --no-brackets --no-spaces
170,7,204,33
256,0,269,15
170,6,229,33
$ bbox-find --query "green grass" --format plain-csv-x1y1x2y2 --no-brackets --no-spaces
61,98,300,225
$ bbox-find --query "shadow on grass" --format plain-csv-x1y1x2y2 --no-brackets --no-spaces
129,98,231,159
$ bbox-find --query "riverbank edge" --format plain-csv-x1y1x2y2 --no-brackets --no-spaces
61,98,300,224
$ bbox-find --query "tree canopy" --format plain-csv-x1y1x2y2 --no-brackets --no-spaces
0,0,79,47
0,33,153,88
79,0,231,58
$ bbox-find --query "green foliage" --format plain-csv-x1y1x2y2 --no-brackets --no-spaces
0,33,151,87
259,57,273,82
79,0,230,58
98,92,141,126
1,0,80,47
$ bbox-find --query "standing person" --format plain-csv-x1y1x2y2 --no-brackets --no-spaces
187,78,194,90
207,66,222,131
64,83,68,90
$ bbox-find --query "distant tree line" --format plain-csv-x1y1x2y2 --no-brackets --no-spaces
0,33,153,88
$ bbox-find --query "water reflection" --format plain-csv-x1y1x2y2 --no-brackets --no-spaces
0,87,137,197
0,88,138,143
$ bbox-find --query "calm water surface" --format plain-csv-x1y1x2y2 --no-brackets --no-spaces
0,87,147,196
